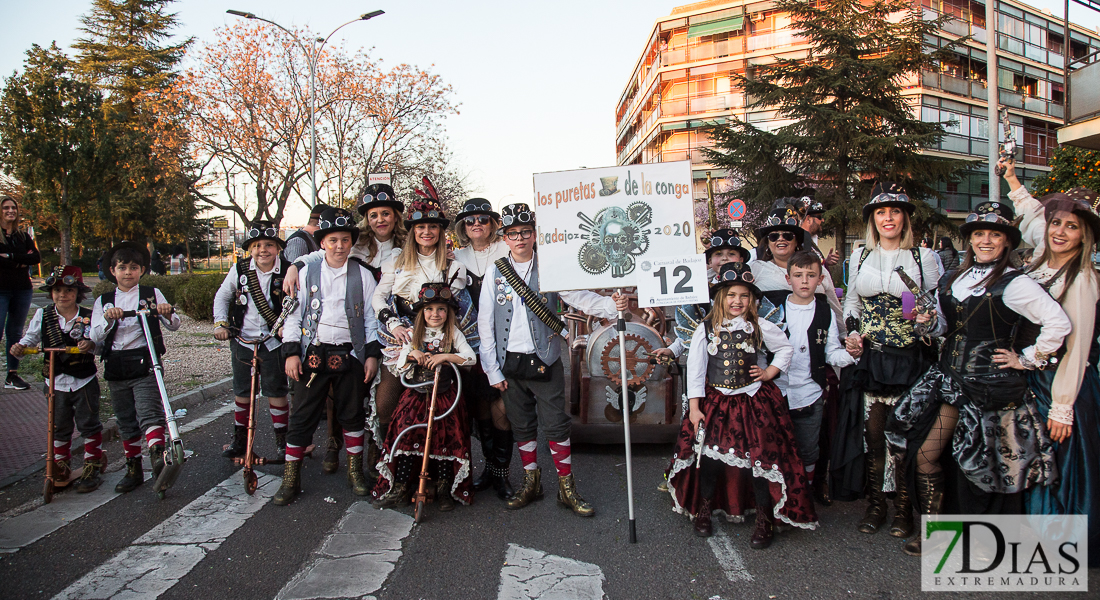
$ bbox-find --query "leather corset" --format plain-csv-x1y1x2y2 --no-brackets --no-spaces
940,272,1025,375
859,294,915,348
706,324,756,390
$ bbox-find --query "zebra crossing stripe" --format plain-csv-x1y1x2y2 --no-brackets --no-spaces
497,544,606,600
707,528,753,582
51,471,278,600
275,503,413,600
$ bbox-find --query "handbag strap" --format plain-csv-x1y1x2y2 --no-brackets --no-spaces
494,257,565,335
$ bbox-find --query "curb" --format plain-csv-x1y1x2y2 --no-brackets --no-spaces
0,377,234,491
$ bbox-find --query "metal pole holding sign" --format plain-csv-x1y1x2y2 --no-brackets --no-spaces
615,287,637,544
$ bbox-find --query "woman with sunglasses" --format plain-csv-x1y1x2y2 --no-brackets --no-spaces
1002,159,1100,567
373,196,475,453
749,203,807,308
0,195,41,390
887,200,1068,556
453,198,515,500
831,183,940,541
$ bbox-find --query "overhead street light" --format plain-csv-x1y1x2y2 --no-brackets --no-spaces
227,9,385,208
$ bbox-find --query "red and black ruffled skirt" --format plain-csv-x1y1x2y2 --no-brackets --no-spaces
667,382,818,528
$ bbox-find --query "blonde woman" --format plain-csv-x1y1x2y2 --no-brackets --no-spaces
0,196,41,390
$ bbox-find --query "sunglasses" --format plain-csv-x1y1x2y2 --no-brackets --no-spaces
361,191,391,204
720,269,755,283
421,287,453,301
768,232,795,242
464,215,492,226
505,229,535,240
319,215,353,228
965,213,1008,225
410,210,442,221
871,192,910,204
710,235,742,248
46,274,79,287
501,212,533,226
465,201,493,213
247,226,278,239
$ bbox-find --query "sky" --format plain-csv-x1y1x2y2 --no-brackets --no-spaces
3,0,1100,227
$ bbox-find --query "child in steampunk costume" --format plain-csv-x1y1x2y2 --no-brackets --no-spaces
372,282,477,511
276,207,382,505
90,242,182,493
12,266,105,493
476,203,628,517
213,220,292,463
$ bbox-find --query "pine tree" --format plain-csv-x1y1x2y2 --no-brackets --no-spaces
74,0,198,247
706,0,970,251
0,43,106,265
1031,146,1100,196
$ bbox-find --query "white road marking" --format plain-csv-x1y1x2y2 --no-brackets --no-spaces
51,471,277,600
497,544,606,600
179,403,233,434
707,529,753,582
275,503,413,600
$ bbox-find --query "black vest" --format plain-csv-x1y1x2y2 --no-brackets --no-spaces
284,228,320,260
705,322,757,390
229,258,291,331
776,292,833,390
40,305,97,379
939,270,1026,376
101,285,165,359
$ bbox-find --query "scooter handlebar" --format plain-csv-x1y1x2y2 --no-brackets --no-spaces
118,307,177,318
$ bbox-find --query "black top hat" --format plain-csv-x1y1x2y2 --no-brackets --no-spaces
101,241,151,284
705,228,752,262
800,193,825,217
313,207,360,245
242,219,285,251
959,201,1021,249
41,265,92,294
1041,187,1100,241
862,181,915,221
500,203,535,230
412,282,459,311
403,199,449,229
755,203,806,247
711,262,761,298
309,203,333,221
455,198,500,223
356,183,403,216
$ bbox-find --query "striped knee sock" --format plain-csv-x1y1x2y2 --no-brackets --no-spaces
343,429,365,456
83,432,104,463
286,443,305,462
145,426,165,448
517,440,538,471
123,436,143,459
269,400,288,430
54,438,71,462
549,439,572,477
233,398,249,427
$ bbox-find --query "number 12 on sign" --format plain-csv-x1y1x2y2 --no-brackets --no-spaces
636,254,709,308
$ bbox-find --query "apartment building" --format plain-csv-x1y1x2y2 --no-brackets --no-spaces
614,0,1100,221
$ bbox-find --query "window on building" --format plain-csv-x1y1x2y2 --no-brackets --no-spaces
1052,82,1064,104
1047,31,1064,55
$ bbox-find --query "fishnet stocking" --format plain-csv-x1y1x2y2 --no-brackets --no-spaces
916,404,958,475
490,397,511,431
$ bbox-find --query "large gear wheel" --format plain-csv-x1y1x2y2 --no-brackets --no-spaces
599,332,656,388
578,243,608,274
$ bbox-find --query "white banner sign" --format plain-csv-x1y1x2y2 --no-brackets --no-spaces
368,172,391,187
531,161,696,293
635,254,709,308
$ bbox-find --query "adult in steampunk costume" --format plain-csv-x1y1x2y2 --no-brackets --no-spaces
830,183,940,540
453,198,514,499
887,200,1068,555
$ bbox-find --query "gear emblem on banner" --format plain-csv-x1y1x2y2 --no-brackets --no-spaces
576,201,652,278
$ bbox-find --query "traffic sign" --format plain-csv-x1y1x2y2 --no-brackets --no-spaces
211,218,229,229
727,199,746,220
368,172,392,187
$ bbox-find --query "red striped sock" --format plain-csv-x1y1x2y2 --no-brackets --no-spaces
269,400,288,430
54,438,71,462
517,440,538,471
549,439,572,477
123,436,143,458
145,426,165,448
83,432,104,462
233,398,249,427
286,443,304,462
343,429,365,456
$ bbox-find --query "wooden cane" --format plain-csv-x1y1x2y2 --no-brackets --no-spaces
413,365,444,523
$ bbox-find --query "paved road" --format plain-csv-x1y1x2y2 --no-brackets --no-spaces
1,390,1095,599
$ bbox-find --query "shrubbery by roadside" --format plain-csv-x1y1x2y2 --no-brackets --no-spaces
92,273,222,321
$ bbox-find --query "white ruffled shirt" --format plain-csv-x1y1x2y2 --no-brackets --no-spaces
454,240,509,280
842,245,942,326
392,325,476,371
686,316,792,399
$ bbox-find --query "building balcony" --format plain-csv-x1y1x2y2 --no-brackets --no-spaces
1058,56,1100,150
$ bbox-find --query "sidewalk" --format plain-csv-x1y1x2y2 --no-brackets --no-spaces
0,387,47,484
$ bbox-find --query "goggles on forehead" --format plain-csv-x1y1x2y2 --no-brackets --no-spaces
965,212,1009,225
464,215,492,226
710,235,742,248
45,274,79,288
421,287,453,301
870,192,910,205
466,201,493,213
411,210,442,221
247,226,278,240
501,212,533,226
319,215,353,229
720,269,755,284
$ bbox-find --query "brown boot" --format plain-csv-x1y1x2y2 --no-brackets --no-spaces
322,435,340,474
557,473,595,517
73,456,105,494
436,478,455,512
273,460,302,506
372,481,410,508
750,510,775,549
51,459,72,487
506,468,544,510
904,471,945,556
693,498,713,537
890,470,914,538
347,454,370,496
858,453,888,534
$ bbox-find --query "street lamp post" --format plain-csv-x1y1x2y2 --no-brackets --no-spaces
227,9,384,208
